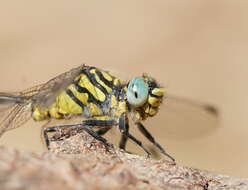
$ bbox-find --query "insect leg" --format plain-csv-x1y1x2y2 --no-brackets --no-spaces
119,113,151,157
82,120,116,150
43,126,58,149
44,119,117,149
118,114,129,150
136,122,175,162
119,133,128,150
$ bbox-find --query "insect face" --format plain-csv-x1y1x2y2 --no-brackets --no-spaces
127,75,164,121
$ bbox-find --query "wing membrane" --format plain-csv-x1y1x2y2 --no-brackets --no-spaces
31,65,84,108
147,95,219,140
0,102,31,137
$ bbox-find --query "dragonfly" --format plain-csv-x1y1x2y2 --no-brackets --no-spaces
0,65,218,161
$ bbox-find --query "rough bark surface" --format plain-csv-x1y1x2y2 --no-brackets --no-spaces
0,132,247,190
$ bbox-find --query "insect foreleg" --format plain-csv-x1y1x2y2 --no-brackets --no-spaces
136,122,175,162
119,113,151,157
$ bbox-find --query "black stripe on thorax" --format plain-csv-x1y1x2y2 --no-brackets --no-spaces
66,89,85,109
94,69,124,100
82,66,123,105
73,80,103,106
80,68,109,96
94,70,115,90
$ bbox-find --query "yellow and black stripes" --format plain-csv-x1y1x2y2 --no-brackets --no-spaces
47,66,124,119
65,89,86,109
72,79,103,105
94,69,115,90
81,68,109,97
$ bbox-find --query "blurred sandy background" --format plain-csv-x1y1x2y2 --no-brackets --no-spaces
0,0,248,177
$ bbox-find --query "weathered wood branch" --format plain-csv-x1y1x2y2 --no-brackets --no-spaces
0,132,247,190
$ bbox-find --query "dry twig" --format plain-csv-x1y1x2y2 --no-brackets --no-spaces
0,132,247,190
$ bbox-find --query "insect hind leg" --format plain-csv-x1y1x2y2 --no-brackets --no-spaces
43,119,117,150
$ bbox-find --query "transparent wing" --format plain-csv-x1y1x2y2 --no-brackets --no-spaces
31,65,85,108
0,65,85,137
0,100,32,137
20,84,45,98
149,94,219,140
0,83,47,137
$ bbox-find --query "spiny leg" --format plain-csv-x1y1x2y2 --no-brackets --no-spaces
43,119,116,150
119,113,151,157
136,122,175,162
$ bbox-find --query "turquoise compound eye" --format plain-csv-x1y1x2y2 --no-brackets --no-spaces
127,77,149,107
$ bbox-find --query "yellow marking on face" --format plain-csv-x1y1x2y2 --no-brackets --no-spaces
148,96,160,107
79,74,106,102
149,107,157,116
144,104,150,114
152,88,164,97
101,71,113,81
90,69,112,93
